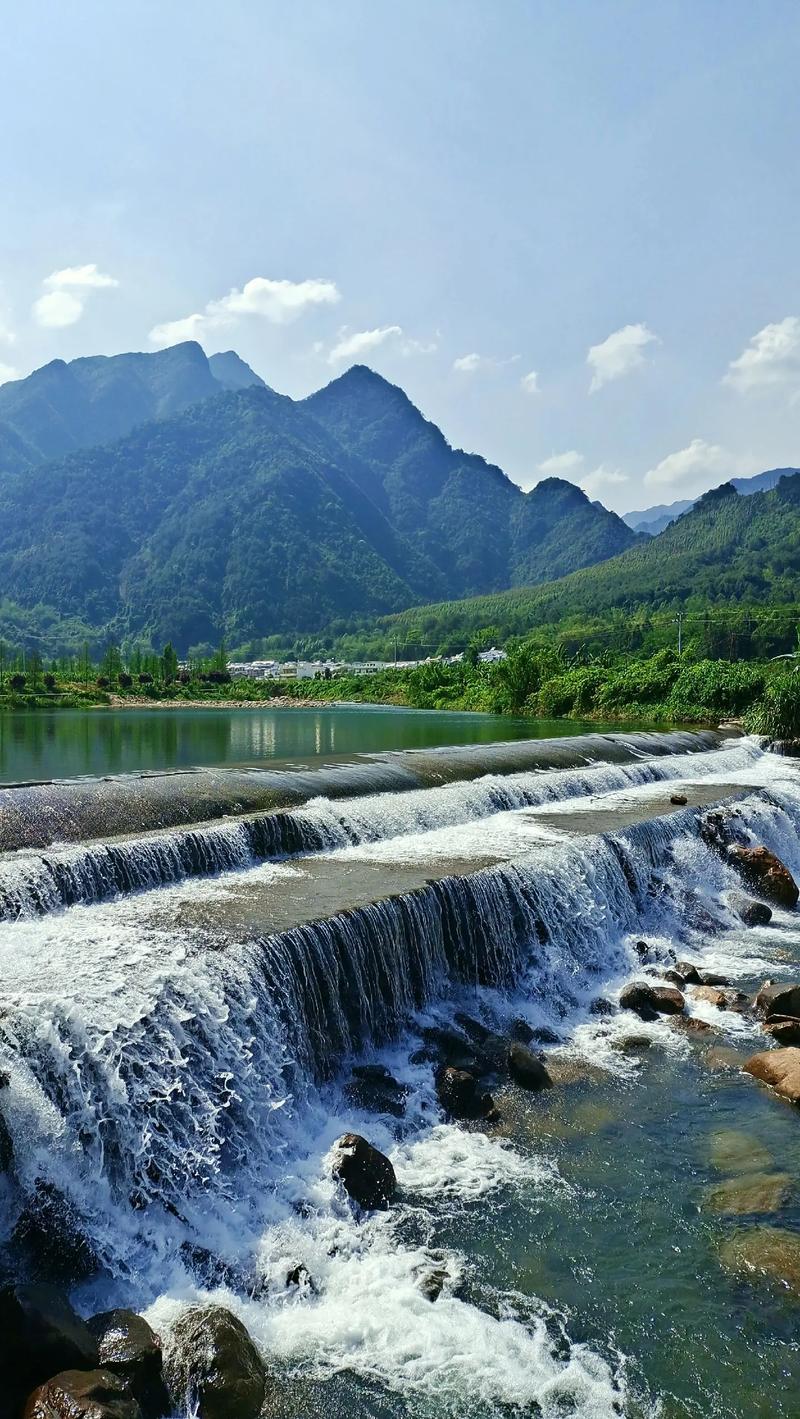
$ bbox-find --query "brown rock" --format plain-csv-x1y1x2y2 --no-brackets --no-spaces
331,1133,396,1210
727,845,799,909
435,1066,496,1120
676,961,702,984
507,1042,552,1091
703,1171,791,1215
619,982,659,1020
763,1016,800,1046
710,1130,773,1174
87,1310,168,1418
699,972,730,987
663,969,686,988
754,981,800,1020
719,1226,800,1295
650,986,685,1015
730,892,773,927
163,1306,266,1419
670,793,688,806
744,1047,800,1104
24,1369,140,1419
669,1015,716,1037
691,984,733,1009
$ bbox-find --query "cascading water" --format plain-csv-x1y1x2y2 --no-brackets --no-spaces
1,730,799,1417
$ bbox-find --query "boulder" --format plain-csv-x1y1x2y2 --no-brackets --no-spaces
331,1132,396,1210
163,1306,266,1419
611,1035,652,1053
699,972,730,987
650,986,685,1015
703,1171,791,1215
710,1130,773,1174
344,1066,407,1119
619,983,659,1020
87,1310,168,1418
507,1043,552,1091
529,1023,562,1043
24,1369,141,1419
509,1018,536,1045
11,1179,98,1282
726,845,799,910
435,1066,496,1120
453,1012,491,1044
718,1226,800,1296
417,1266,449,1302
730,893,773,927
0,1283,98,1397
691,984,734,1009
285,1264,316,1293
670,794,688,806
754,981,800,1020
669,1015,716,1037
662,969,686,988
588,997,614,1017
676,961,702,985
744,1047,800,1105
763,1016,800,1046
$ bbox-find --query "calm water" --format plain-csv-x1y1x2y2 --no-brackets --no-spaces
0,705,610,784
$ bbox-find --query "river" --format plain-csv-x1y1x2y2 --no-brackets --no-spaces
0,717,798,1417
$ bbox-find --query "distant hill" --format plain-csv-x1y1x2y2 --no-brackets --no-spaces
623,467,799,534
0,342,264,475
361,473,800,646
0,359,641,652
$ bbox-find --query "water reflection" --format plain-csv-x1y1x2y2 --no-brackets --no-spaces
0,706,603,784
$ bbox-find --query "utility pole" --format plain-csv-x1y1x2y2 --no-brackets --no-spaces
674,612,683,656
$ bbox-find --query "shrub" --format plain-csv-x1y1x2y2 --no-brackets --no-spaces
745,673,800,739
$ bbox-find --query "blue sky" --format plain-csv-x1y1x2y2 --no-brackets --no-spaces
2,0,799,511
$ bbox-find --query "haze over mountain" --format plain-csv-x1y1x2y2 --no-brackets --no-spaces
623,467,798,535
0,348,640,653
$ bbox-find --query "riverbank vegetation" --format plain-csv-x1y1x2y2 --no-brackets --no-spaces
2,632,800,738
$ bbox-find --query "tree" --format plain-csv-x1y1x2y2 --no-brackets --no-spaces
160,643,179,684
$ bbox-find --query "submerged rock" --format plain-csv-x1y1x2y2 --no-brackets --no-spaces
754,981,800,1020
331,1133,396,1210
163,1305,266,1419
507,1042,552,1091
435,1066,497,1120
345,1066,407,1118
719,1226,800,1296
24,1369,141,1419
703,1171,791,1215
87,1310,168,1418
417,1265,450,1302
726,845,799,910
611,1034,652,1053
744,1047,800,1105
0,1283,98,1398
709,1129,773,1174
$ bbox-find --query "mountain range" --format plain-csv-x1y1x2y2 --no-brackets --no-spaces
623,467,798,535
0,344,640,653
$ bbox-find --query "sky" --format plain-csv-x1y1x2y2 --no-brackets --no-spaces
2,0,800,513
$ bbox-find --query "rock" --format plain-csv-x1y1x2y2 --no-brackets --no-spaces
663,969,686,988
650,986,685,1015
529,1024,562,1043
12,1179,98,1282
453,1012,491,1044
703,1171,791,1215
754,981,800,1020
676,961,702,984
691,984,733,1009
509,1018,536,1045
744,1047,800,1104
163,1306,266,1419
87,1310,168,1418
285,1264,316,1293
710,1130,773,1174
611,1035,652,1052
345,1067,407,1118
588,997,614,1017
417,1266,449,1302
726,845,799,910
633,940,650,959
331,1133,396,1210
704,1046,749,1072
507,1043,552,1091
670,794,688,806
763,1016,800,1046
730,893,773,927
700,972,731,987
0,1283,99,1398
619,982,659,1019
669,1015,716,1037
24,1369,141,1419
435,1066,496,1120
718,1226,800,1296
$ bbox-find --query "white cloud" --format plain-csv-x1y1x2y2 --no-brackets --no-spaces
453,351,519,374
724,316,800,392
0,362,19,385
33,263,119,328
587,322,659,391
580,465,628,495
537,450,584,475
520,370,540,395
43,263,118,291
33,290,85,329
643,437,728,490
149,276,340,347
327,324,402,364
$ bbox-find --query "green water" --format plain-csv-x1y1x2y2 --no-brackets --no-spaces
0,705,606,784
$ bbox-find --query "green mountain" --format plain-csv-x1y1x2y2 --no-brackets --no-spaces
0,341,263,475
0,357,641,653
362,475,800,646
623,467,799,535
